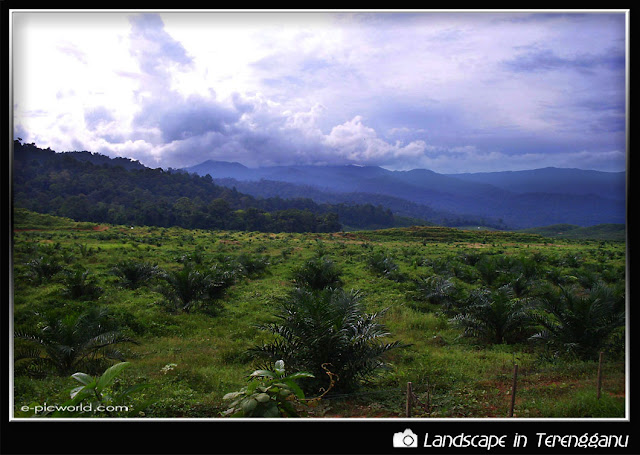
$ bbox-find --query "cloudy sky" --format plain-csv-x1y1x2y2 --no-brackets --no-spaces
12,10,628,173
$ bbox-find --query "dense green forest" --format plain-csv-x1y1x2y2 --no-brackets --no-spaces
13,140,422,233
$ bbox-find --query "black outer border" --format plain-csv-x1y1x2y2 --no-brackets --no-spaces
2,5,633,455
1,419,639,454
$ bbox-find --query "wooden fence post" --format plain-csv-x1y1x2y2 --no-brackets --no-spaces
597,352,604,399
406,382,413,418
509,364,518,417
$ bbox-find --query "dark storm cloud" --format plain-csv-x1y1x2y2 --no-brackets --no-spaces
132,94,240,143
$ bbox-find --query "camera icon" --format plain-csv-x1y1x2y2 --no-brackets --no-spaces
393,428,418,448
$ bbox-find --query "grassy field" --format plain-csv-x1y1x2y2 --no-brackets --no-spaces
11,209,626,418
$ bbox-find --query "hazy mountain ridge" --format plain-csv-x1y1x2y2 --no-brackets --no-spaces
210,177,504,229
447,167,626,200
185,161,626,229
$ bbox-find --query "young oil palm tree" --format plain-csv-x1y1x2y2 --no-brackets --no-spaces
291,256,343,291
26,255,63,284
252,287,404,393
14,306,137,377
60,267,103,300
450,285,534,345
529,282,625,360
413,275,461,315
158,263,234,314
111,260,159,289
367,251,405,282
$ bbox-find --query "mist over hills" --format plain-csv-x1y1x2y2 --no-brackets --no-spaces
184,160,626,230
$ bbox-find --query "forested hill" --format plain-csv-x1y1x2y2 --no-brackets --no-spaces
11,141,415,233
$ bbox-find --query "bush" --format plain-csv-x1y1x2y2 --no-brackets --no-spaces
222,360,313,417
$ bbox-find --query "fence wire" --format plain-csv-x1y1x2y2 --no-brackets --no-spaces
306,354,622,418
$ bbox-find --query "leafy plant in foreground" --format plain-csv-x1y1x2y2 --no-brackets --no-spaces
222,360,313,417
50,362,152,417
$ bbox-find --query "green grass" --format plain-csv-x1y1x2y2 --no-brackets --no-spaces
519,223,626,241
11,210,626,418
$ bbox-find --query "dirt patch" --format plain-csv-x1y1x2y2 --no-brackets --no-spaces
463,243,490,249
219,240,242,245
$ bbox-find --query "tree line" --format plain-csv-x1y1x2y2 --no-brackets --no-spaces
13,140,405,233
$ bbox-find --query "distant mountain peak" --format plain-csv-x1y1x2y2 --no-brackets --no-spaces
194,159,248,168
